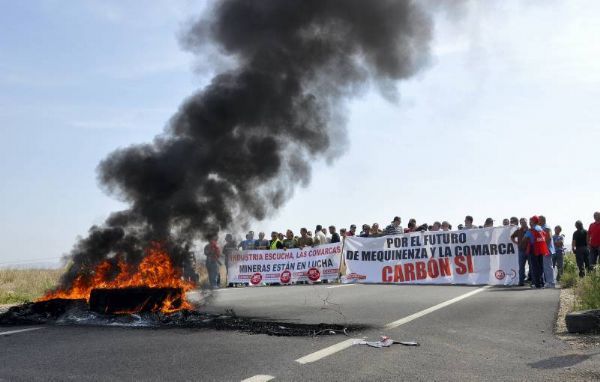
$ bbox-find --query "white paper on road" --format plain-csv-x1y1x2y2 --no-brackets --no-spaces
227,242,342,285
342,227,519,286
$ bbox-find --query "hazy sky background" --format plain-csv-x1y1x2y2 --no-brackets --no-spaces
1,0,599,267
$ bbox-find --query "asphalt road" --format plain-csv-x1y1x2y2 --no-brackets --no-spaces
1,284,598,381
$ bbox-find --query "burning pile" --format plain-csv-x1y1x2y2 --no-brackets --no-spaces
39,242,194,314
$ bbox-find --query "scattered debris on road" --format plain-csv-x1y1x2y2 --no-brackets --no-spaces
353,336,420,348
0,299,366,337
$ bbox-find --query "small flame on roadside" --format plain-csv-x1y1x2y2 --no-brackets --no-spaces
39,242,195,313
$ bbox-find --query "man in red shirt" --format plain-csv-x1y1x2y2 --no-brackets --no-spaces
588,211,600,269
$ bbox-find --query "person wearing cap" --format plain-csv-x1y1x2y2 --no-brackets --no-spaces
384,216,403,236
484,218,494,228
347,224,357,237
522,216,551,288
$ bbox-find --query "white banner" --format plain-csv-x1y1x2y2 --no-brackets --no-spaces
342,227,519,285
227,242,342,285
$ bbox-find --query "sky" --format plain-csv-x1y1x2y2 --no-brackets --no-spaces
1,0,599,267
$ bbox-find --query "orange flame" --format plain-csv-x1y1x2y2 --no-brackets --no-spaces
39,242,195,313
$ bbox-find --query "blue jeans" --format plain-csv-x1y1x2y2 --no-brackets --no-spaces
518,249,528,285
206,260,220,288
542,255,554,287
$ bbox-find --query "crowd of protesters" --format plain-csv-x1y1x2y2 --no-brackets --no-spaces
203,212,600,289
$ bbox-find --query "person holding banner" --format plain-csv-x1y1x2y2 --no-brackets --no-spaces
297,227,314,248
254,232,270,250
512,218,530,286
282,230,298,249
269,231,284,250
384,216,403,235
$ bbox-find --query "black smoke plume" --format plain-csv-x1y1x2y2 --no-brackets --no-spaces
58,0,435,287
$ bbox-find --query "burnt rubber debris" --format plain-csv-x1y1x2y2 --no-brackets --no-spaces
0,298,363,337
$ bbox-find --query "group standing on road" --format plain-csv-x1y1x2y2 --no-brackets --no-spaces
203,212,600,289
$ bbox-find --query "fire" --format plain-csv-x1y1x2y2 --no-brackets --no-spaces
39,242,195,313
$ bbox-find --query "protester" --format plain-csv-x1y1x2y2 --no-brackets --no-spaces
464,216,476,230
441,221,451,231
405,219,417,233
431,221,441,231
277,232,284,241
222,234,237,286
552,226,565,281
204,237,222,289
314,225,327,245
384,216,403,235
538,215,555,287
347,224,357,237
523,216,550,289
255,232,269,250
239,231,256,250
359,224,371,237
282,229,297,249
588,211,600,269
269,231,283,250
572,220,590,277
510,217,519,226
370,223,383,236
484,218,494,228
321,227,330,243
340,228,347,240
458,224,464,230
329,225,341,243
511,218,529,286
502,218,510,226
297,227,314,248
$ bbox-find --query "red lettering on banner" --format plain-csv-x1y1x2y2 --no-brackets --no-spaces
454,256,467,275
394,265,405,282
382,266,392,282
415,261,427,280
404,263,416,281
439,258,451,276
427,260,439,278
466,255,474,273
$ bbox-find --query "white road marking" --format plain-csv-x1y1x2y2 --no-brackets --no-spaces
295,285,490,365
326,284,356,289
241,375,275,382
384,286,491,329
0,327,43,336
295,338,357,364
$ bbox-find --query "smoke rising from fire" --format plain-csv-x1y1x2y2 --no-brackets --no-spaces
59,0,437,287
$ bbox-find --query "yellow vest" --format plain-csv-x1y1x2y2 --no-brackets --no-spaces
270,239,281,250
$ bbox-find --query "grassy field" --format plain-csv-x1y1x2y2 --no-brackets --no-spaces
559,253,600,310
0,268,63,305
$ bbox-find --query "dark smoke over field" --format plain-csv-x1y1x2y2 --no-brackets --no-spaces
59,0,436,287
